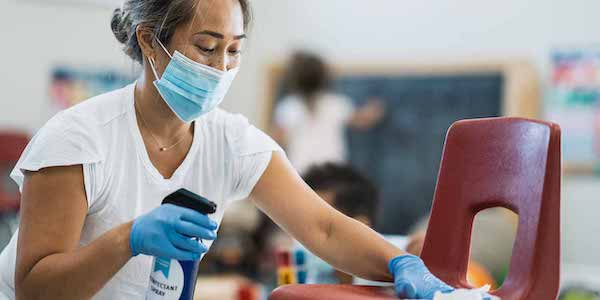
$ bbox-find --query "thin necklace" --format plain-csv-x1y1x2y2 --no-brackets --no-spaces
134,102,190,152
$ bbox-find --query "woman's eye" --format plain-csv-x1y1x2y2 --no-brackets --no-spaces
229,49,242,55
197,46,215,53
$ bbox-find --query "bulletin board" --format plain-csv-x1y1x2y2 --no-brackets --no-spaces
545,48,600,174
264,60,540,234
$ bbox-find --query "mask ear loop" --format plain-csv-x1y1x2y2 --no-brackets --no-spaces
147,56,161,81
147,37,173,81
155,38,173,59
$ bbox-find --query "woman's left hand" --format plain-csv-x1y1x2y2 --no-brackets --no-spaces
389,254,454,299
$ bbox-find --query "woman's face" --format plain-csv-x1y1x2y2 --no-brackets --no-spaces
156,0,246,72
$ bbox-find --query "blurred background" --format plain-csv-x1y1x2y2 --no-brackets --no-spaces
0,0,598,299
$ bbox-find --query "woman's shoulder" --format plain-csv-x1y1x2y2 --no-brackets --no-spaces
45,84,133,147
61,83,133,128
7,85,134,206
199,108,281,157
22,84,135,166
200,108,251,142
21,111,106,172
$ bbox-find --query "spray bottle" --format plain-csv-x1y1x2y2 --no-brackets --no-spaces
146,188,217,300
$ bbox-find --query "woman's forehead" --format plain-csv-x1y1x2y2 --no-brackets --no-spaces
182,0,245,37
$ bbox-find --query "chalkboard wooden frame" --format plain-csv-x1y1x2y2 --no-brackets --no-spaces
261,60,540,129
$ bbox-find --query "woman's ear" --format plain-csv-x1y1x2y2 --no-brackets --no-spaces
136,25,156,61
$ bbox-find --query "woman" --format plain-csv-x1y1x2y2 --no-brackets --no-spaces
272,51,384,173
0,1,453,299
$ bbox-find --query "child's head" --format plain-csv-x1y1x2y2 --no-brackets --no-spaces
302,163,379,227
284,51,331,101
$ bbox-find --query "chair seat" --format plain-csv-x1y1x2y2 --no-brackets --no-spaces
269,285,399,300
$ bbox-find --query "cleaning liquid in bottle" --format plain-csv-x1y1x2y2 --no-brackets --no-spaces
146,188,217,300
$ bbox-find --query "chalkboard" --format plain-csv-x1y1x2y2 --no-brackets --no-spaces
272,72,504,234
336,74,503,234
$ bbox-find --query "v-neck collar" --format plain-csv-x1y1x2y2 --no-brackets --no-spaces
125,83,201,184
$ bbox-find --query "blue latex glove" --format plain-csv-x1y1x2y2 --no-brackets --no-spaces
130,204,218,261
389,255,454,299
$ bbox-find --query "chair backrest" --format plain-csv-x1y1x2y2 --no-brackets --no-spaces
0,131,29,211
421,117,561,300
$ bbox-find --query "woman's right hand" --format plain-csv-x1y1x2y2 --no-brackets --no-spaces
129,204,218,261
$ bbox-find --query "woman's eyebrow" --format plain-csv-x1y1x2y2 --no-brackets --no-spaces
196,30,247,40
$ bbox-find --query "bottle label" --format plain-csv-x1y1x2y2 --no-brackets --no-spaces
147,257,184,300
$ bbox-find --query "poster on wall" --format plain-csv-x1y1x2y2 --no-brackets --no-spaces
545,48,600,173
49,66,136,112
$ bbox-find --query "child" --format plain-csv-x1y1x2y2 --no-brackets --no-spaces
300,163,497,288
271,51,384,173
302,163,378,228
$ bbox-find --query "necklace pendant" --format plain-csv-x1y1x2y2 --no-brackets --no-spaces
160,147,167,152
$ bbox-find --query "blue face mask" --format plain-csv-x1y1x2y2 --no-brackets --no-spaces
148,39,239,122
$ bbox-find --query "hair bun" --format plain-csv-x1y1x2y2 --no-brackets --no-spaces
111,8,129,44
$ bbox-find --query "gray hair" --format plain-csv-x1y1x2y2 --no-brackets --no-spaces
111,0,252,64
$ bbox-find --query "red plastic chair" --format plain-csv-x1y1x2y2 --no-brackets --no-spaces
422,117,561,299
269,117,561,300
0,131,29,212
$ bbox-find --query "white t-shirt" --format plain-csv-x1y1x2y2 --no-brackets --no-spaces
274,93,354,174
0,83,282,299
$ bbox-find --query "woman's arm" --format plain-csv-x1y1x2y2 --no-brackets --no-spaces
251,152,403,282
15,165,132,300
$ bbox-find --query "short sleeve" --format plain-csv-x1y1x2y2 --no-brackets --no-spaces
229,152,273,202
274,96,305,130
9,112,104,209
224,113,284,201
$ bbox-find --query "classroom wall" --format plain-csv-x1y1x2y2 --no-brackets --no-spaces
0,0,128,132
1,0,598,129
0,0,599,279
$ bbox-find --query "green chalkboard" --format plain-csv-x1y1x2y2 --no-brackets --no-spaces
274,73,504,234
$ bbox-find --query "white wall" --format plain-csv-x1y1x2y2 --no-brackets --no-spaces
240,0,599,126
1,0,599,279
563,176,600,284
0,0,131,132
1,0,598,129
